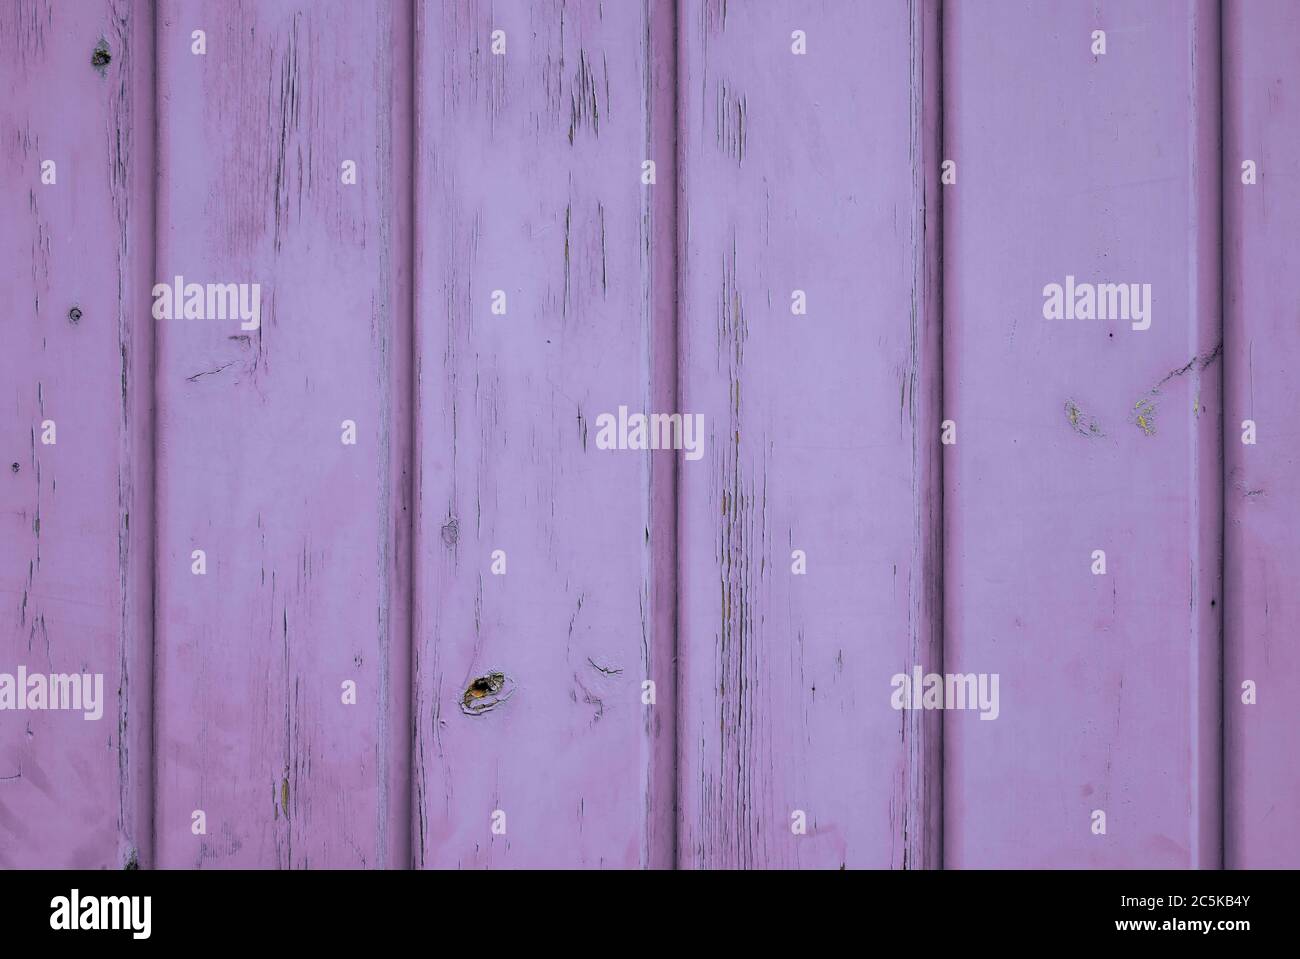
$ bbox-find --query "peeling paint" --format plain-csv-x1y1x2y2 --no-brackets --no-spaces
1131,344,1222,435
1064,399,1104,437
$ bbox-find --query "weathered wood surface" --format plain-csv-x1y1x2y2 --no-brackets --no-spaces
1,0,154,869
153,0,411,868
676,0,943,868
411,0,676,867
1224,0,1300,870
3,0,1299,870
943,0,1222,867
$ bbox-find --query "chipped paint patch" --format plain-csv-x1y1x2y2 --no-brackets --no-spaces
1064,399,1104,437
440,517,458,546
1130,344,1222,435
1133,397,1157,435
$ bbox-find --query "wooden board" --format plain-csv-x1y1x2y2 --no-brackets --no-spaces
676,0,943,869
942,0,1222,868
411,0,676,868
0,0,153,870
1223,0,1300,869
153,0,411,868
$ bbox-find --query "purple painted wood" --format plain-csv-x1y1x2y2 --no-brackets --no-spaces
676,0,943,868
6,0,1300,871
1,0,154,869
1224,0,1300,869
943,0,1222,868
411,0,676,868
153,0,411,868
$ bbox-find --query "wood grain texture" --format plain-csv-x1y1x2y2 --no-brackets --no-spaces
7,0,1300,871
0,0,154,870
153,0,411,868
1223,0,1300,869
943,0,1222,868
411,0,676,868
676,0,943,869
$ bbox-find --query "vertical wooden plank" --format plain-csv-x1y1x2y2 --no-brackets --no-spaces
1224,0,1300,869
676,0,943,869
0,0,153,869
412,0,675,867
944,0,1222,867
154,0,411,868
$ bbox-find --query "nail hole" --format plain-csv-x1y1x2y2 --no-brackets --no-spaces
10,463,19,474
68,306,82,324
91,41,111,69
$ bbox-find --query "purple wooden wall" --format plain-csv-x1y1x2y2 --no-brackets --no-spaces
1,0,1296,870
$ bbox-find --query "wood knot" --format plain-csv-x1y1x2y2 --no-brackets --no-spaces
461,671,513,715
